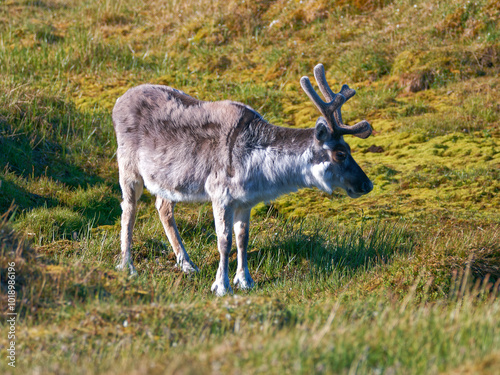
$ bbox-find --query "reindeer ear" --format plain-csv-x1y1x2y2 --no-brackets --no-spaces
315,117,332,142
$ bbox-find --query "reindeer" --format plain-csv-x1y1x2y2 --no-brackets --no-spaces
112,63,373,296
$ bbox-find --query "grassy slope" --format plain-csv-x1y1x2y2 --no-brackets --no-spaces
0,0,499,373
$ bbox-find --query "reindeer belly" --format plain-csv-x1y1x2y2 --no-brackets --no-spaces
138,151,211,202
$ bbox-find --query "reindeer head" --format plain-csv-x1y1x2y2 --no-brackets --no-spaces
301,64,373,198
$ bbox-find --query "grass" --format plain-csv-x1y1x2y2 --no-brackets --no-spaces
0,0,499,373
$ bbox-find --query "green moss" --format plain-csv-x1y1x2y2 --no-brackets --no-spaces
392,50,423,76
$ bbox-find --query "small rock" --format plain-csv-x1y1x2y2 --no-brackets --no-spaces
367,145,385,153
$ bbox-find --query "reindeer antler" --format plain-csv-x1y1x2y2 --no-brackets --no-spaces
300,63,372,139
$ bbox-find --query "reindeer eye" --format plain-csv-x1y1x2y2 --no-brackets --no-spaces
336,151,347,160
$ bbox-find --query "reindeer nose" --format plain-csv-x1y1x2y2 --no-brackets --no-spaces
362,180,373,193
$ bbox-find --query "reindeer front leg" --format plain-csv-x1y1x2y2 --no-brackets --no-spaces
211,202,234,296
233,208,255,290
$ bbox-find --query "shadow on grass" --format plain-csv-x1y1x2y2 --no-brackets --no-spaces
1,122,108,192
140,211,416,284
242,220,416,280
1,91,122,238
0,178,59,213
187,217,415,286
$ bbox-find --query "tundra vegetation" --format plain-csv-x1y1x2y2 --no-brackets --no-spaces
0,0,499,373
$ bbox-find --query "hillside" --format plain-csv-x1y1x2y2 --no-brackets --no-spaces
0,0,499,373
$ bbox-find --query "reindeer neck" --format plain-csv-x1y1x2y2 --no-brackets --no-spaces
236,119,318,199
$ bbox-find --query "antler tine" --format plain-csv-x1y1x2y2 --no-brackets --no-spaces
333,84,356,125
337,120,372,139
300,76,327,114
300,76,345,126
332,83,371,139
339,85,356,101
312,64,353,133
313,64,336,103
339,84,356,101
333,82,372,139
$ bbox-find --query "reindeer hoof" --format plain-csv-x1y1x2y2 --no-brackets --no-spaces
175,257,199,274
233,272,255,290
211,279,233,297
177,260,199,274
116,262,137,276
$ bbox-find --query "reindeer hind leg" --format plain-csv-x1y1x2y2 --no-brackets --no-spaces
117,176,143,275
156,196,199,273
